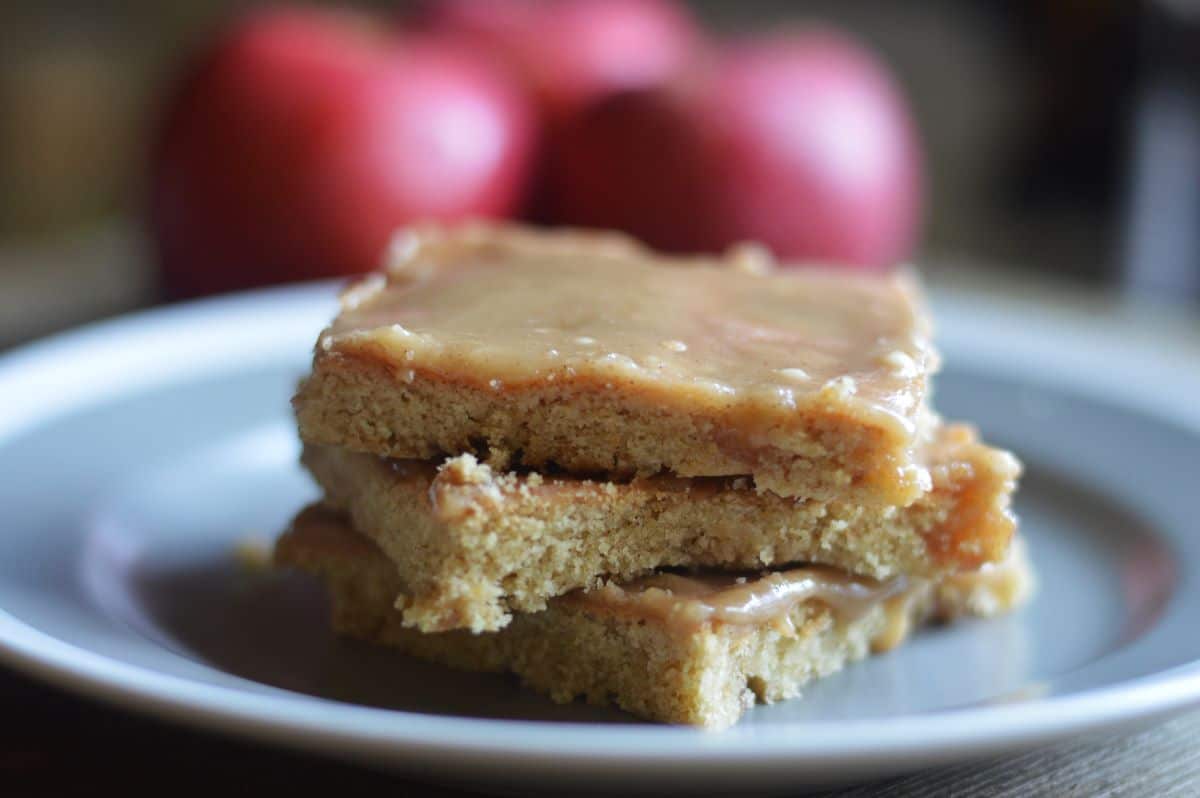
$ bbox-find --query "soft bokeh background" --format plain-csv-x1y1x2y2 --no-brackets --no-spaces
1,0,1198,347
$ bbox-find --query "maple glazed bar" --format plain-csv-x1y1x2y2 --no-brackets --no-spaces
304,423,1020,632
275,506,1034,729
294,224,942,506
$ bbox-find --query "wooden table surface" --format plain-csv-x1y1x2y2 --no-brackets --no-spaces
3,228,1199,796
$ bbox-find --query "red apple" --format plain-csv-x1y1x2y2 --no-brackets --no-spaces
549,30,923,269
151,7,537,297
418,0,702,120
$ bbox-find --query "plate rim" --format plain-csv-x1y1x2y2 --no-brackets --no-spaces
2,598,1199,774
2,280,1200,778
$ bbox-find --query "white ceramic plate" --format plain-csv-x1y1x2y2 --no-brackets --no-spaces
1,282,1199,794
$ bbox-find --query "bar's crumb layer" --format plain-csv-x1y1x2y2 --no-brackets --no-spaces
274,507,1034,729
294,223,940,506
303,423,1020,633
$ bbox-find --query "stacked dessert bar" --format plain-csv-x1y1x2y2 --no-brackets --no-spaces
276,223,1032,729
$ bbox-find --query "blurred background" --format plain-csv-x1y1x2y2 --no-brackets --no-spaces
1,0,1198,348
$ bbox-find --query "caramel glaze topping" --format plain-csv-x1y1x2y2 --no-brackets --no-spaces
573,566,909,636
322,224,937,446
919,423,1022,569
572,542,1029,641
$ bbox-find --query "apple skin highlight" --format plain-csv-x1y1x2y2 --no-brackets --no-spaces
549,30,924,270
151,7,537,297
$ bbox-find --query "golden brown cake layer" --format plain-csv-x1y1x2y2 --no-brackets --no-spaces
303,422,1020,632
274,506,1033,729
294,223,940,505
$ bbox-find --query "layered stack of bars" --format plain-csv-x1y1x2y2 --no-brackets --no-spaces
275,223,1033,729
